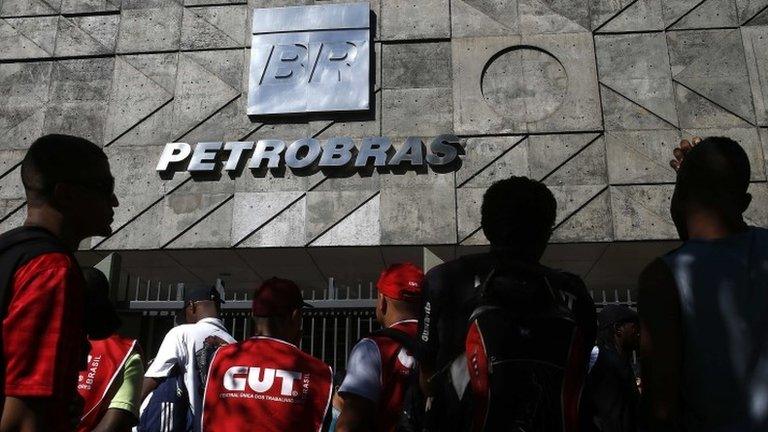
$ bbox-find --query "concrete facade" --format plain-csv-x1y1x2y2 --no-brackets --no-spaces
1,0,767,251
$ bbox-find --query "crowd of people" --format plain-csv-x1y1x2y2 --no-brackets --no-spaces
0,132,766,432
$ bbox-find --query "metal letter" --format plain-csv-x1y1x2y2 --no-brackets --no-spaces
285,138,322,169
188,142,222,172
355,137,391,167
223,366,248,391
319,137,354,167
275,369,302,396
262,44,308,86
248,367,276,393
310,41,360,84
156,143,192,171
389,137,424,166
249,140,286,169
426,134,461,166
223,141,254,171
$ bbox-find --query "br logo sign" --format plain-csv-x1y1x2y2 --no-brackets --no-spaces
248,3,371,116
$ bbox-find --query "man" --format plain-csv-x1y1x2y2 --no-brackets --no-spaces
141,285,235,431
584,305,640,432
336,262,424,432
0,134,119,432
639,137,768,431
77,268,144,432
202,278,333,432
417,176,597,431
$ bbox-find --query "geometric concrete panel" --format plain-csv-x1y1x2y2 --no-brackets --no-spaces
43,58,114,145
597,0,664,32
180,5,246,50
542,0,591,30
590,0,636,30
762,128,768,175
601,85,676,131
456,186,485,242
742,26,768,126
738,0,768,23
453,32,601,134
669,0,738,29
605,130,680,184
682,127,766,180
675,29,755,124
380,0,449,40
312,92,382,140
0,150,25,179
551,188,613,242
662,0,705,27
310,194,381,247
121,53,179,95
231,191,304,246
0,17,57,59
458,135,528,188
166,198,234,249
0,204,27,235
95,201,164,250
179,97,259,144
104,57,173,144
305,190,379,245
0,166,24,201
381,42,452,89
170,54,239,140
160,182,233,248
518,0,588,35
380,185,456,244
595,33,679,126
1,0,60,17
675,83,752,129
381,88,453,137
0,197,25,223
666,29,731,76
610,184,678,240
54,15,118,57
549,184,605,225
60,0,120,14
452,0,517,38
745,182,768,227
108,102,175,147
184,49,244,91
527,133,604,185
0,61,52,150
237,196,307,248
115,1,182,53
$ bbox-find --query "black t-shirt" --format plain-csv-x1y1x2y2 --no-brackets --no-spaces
417,252,597,372
585,345,639,432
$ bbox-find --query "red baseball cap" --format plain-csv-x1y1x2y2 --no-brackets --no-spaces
252,277,311,316
376,262,424,303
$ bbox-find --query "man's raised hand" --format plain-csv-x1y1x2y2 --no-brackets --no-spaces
670,137,702,172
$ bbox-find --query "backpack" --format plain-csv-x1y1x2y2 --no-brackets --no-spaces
464,260,582,432
368,328,425,432
137,372,194,432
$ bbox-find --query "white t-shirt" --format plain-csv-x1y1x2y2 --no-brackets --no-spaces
145,317,235,430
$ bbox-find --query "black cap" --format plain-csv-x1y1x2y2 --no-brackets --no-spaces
183,283,225,304
598,304,638,329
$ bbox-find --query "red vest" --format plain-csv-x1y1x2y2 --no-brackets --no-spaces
368,320,419,432
202,336,333,432
77,335,137,432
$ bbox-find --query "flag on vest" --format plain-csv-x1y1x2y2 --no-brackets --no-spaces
77,335,138,432
201,336,333,432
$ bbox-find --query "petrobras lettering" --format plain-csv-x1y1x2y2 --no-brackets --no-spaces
155,135,463,172
223,366,303,397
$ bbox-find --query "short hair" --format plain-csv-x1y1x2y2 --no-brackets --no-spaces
21,134,108,200
677,137,750,210
481,176,557,247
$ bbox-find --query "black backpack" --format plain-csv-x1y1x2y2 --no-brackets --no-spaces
464,260,582,432
369,327,425,432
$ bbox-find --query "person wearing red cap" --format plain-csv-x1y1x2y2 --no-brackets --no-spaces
201,278,333,432
336,262,424,432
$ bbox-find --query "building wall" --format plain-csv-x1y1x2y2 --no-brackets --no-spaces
0,0,767,249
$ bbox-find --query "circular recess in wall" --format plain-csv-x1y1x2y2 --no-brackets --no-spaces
481,46,568,122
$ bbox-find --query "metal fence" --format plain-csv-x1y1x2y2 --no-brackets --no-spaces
118,274,635,376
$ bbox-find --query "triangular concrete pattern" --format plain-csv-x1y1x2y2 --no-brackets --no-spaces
591,0,639,30
545,0,591,29
1,0,60,16
541,136,608,186
190,6,244,46
171,54,239,140
1,109,46,150
743,3,768,23
610,186,677,240
520,0,588,33
552,189,613,242
674,83,750,128
457,135,527,187
237,196,307,248
305,190,379,245
451,0,513,37
528,133,601,182
598,0,665,32
662,0,705,27
310,194,380,246
181,7,241,50
184,50,243,92
231,191,305,246
670,0,738,28
104,57,174,144
166,198,234,249
460,228,488,245
1,17,56,58
463,0,519,30
54,16,113,57
601,85,676,130
549,185,606,226
674,30,756,123
121,53,179,94
69,15,119,50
